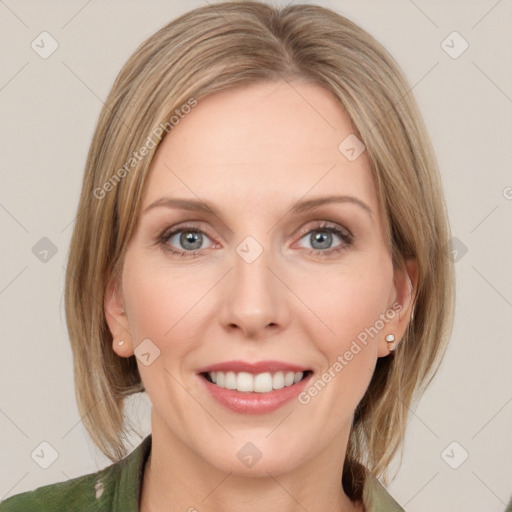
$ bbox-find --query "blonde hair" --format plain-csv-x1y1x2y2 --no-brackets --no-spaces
64,0,455,500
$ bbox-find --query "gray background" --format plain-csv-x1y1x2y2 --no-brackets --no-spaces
1,1,511,511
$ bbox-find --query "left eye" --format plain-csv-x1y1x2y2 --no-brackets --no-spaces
297,226,349,252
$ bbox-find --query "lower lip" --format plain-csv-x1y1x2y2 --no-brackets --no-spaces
199,373,313,414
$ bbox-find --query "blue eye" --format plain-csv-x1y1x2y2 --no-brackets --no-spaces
297,223,353,256
160,223,212,257
158,221,352,258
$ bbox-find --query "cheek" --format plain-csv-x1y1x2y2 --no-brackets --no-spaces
300,256,393,353
294,260,393,417
121,257,206,345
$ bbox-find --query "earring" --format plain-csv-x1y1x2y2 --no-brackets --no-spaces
385,334,397,351
118,340,124,346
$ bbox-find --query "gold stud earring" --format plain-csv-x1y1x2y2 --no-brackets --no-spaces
385,334,397,351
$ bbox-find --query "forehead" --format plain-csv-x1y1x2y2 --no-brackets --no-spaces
142,80,378,216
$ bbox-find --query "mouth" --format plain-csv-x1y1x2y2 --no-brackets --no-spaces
200,369,313,393
196,360,314,414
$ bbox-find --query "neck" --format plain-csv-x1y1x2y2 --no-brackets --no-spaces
140,410,363,512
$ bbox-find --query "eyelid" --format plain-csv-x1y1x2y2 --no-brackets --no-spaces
294,220,352,240
160,221,213,240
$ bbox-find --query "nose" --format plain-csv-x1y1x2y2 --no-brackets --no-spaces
219,242,290,340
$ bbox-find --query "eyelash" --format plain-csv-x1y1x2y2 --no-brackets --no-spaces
158,221,353,258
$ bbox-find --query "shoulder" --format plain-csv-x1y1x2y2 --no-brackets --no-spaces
345,460,404,511
0,435,151,512
0,464,116,511
363,471,405,512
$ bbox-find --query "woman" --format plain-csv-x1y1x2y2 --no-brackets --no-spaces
0,2,455,511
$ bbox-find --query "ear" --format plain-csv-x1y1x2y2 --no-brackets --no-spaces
104,275,134,358
377,257,418,357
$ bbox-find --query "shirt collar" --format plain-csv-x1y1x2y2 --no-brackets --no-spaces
114,433,152,511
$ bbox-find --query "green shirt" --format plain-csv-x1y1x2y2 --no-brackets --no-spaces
0,435,404,511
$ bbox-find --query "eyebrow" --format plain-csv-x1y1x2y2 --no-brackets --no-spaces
143,194,373,222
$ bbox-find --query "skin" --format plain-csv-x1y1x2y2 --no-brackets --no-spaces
105,79,417,512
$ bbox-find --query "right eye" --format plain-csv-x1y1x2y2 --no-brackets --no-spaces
159,223,215,257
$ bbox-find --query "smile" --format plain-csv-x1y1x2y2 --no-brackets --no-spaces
196,360,314,414
203,370,310,393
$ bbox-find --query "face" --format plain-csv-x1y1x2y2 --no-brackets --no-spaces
105,79,415,477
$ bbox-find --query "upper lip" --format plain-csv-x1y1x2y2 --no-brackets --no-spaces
196,360,311,375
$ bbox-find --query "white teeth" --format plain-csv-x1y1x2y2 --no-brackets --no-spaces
284,371,295,386
272,371,285,390
224,371,237,390
253,372,273,393
237,372,253,392
207,370,307,392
